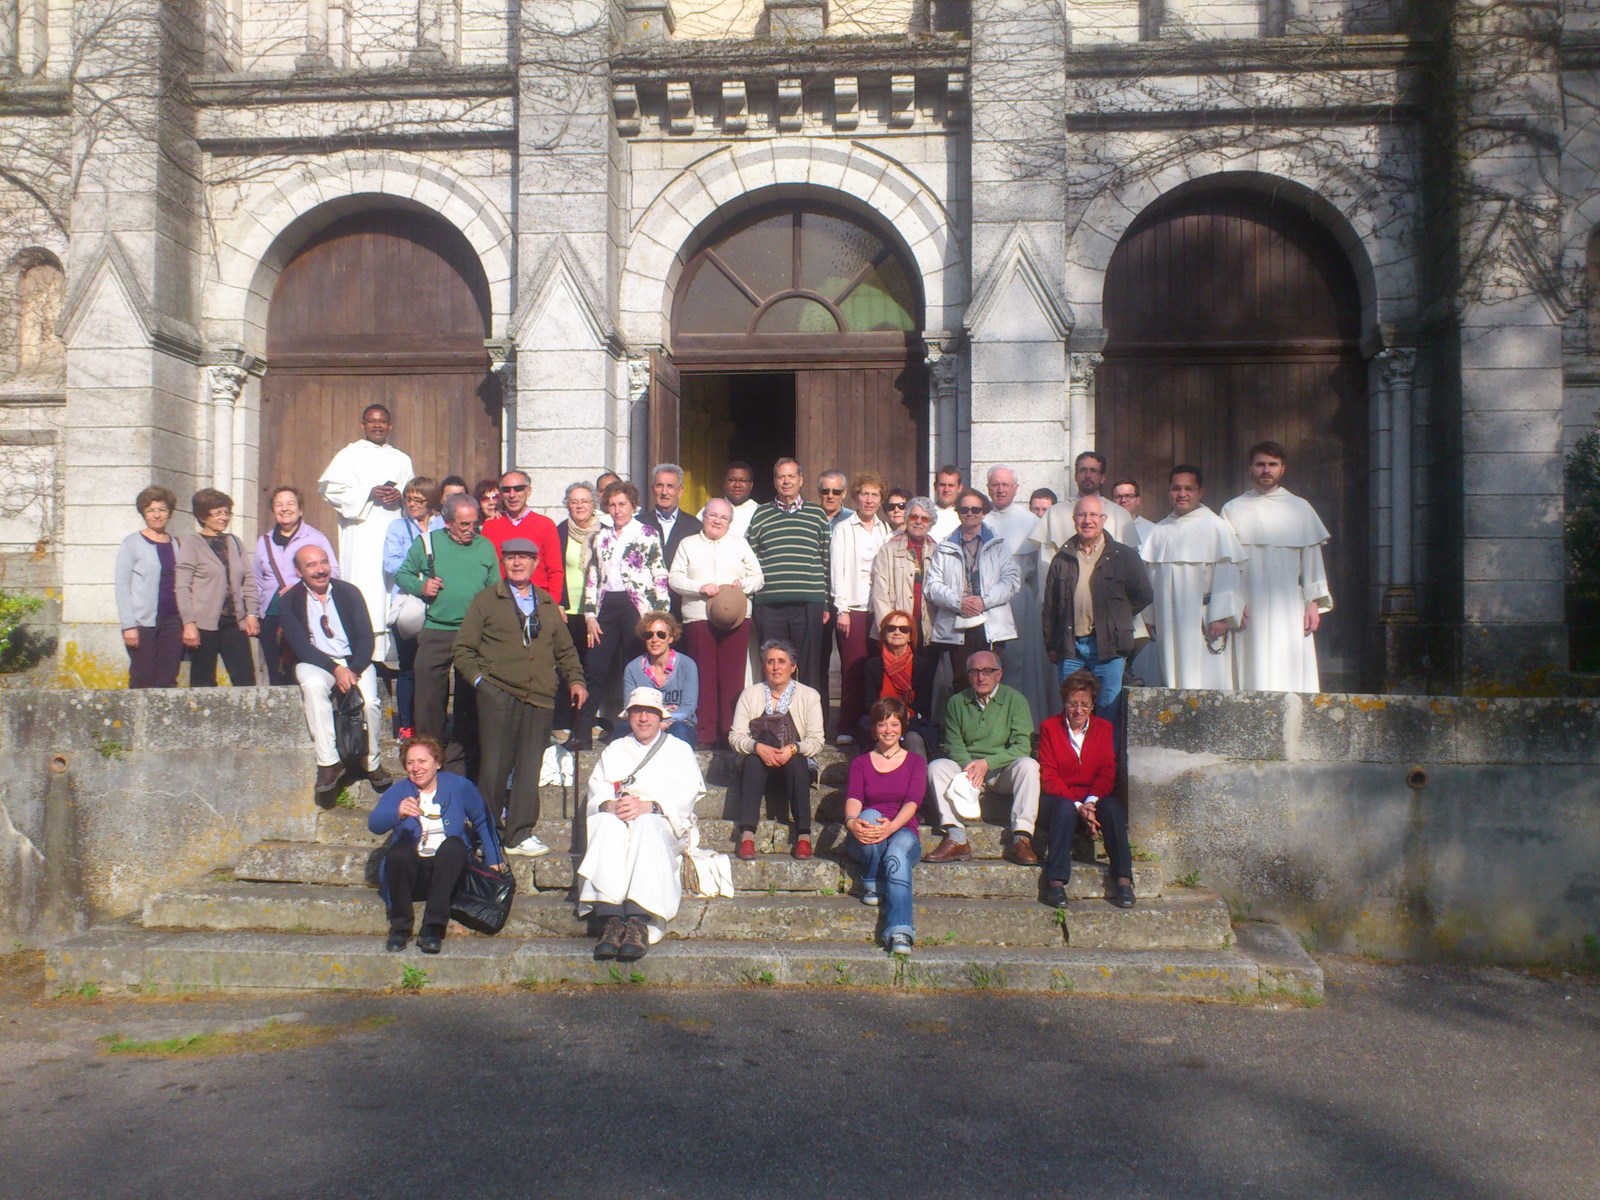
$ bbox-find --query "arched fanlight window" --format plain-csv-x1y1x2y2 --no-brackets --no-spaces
675,206,919,339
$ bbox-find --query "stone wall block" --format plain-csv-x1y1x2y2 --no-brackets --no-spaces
1453,698,1600,766
1295,693,1461,764
1125,688,1289,761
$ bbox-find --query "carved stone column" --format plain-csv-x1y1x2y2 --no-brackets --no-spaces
1067,351,1102,468
486,338,515,473
295,0,332,70
925,340,960,487
206,365,247,495
1379,347,1417,620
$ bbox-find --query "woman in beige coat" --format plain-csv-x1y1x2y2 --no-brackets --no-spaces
175,488,259,687
728,640,824,863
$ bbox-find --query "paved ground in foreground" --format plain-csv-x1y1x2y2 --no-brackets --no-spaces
1,953,1596,1200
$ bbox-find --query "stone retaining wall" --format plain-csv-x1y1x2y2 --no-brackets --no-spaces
1127,689,1600,963
0,688,316,943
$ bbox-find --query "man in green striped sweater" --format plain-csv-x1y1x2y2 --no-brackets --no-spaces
746,458,833,705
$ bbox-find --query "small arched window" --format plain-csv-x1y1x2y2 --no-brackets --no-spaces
674,205,920,343
16,254,66,377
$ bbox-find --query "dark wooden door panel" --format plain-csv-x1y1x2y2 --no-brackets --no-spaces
795,364,924,496
1101,189,1367,685
649,349,681,471
261,211,498,535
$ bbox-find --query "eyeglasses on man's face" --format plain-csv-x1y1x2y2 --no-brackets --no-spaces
967,666,1001,677
818,487,844,496
499,483,529,494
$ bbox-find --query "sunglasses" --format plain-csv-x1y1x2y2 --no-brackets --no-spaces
886,502,906,510
957,505,985,515
499,483,529,493
519,608,542,646
643,630,671,641
319,615,334,639
818,488,844,496
882,624,912,634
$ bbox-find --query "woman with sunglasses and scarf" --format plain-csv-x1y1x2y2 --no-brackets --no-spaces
621,611,699,746
453,537,588,859
861,608,938,759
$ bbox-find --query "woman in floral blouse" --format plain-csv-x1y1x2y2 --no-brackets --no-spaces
573,480,669,750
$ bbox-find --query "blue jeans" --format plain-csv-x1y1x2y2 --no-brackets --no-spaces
1058,635,1125,721
847,809,921,945
665,720,697,747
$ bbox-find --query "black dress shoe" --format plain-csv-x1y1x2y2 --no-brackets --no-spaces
593,916,626,960
1114,882,1136,909
385,931,409,952
1046,882,1068,909
367,767,395,792
417,931,443,954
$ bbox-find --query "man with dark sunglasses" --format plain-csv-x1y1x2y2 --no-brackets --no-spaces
279,544,392,806
455,537,587,858
482,469,562,597
925,488,1021,682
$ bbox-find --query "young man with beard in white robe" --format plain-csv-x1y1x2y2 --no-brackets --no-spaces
577,687,707,962
1221,441,1333,693
983,465,1056,720
317,404,415,660
1139,465,1247,690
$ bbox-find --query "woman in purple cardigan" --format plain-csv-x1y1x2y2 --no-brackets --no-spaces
842,696,927,956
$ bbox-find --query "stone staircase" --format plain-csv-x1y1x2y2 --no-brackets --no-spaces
45,746,1321,1000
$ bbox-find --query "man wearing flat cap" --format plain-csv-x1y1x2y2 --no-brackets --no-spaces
454,536,587,858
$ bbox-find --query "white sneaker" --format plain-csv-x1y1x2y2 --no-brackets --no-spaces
506,834,551,858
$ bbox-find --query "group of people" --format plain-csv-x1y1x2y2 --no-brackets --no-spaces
112,401,1334,960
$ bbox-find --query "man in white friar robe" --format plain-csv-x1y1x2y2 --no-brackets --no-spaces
317,404,414,659
577,687,707,956
1221,441,1333,693
1140,465,1247,690
1031,450,1138,565
983,465,1055,720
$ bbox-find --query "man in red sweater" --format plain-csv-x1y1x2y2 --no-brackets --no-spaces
481,470,561,597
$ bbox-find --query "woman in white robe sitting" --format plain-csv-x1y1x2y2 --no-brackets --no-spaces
577,686,706,962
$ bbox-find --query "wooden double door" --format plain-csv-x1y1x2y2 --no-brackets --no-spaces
1097,189,1369,687
260,211,500,535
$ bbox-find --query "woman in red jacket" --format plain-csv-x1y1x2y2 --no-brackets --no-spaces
1036,670,1133,910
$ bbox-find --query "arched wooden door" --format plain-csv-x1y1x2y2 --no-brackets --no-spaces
666,203,926,504
1098,189,1368,688
261,210,500,535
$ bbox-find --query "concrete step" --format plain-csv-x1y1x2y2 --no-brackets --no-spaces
327,780,847,823
236,839,1163,901
315,810,1121,871
44,922,1321,1000
144,881,1219,949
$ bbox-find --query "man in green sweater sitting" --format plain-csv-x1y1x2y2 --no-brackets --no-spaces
924,650,1042,865
396,492,501,774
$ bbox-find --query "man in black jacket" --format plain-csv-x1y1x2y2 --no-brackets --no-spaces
651,463,702,616
1041,495,1154,722
280,544,393,805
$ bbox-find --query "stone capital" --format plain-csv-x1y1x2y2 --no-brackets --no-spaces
1069,352,1103,386
1378,347,1417,387
206,364,247,407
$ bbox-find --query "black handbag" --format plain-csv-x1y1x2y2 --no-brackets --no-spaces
332,685,368,765
451,858,516,935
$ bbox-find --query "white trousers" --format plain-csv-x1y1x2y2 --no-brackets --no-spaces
297,661,382,770
926,756,1041,835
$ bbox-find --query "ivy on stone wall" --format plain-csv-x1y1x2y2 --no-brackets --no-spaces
0,590,46,674
1568,417,1600,671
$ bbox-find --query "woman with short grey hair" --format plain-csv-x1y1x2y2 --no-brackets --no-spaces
727,638,824,862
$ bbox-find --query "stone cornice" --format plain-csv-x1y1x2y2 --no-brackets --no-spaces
1068,104,1421,132
610,33,969,83
1066,33,1427,78
0,81,71,118
1561,31,1600,71
189,67,516,107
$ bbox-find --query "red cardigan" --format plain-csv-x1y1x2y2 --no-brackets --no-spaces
1036,714,1116,801
481,510,563,599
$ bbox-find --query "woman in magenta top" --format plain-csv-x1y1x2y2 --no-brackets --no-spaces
842,696,926,956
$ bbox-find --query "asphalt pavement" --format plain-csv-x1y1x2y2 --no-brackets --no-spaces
1,954,1596,1199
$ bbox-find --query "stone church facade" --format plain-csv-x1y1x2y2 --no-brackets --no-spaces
0,0,1593,690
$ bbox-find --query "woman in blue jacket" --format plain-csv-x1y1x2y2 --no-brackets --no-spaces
368,735,506,954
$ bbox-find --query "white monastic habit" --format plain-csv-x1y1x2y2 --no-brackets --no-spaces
577,731,706,942
1140,505,1247,690
1221,487,1333,692
931,504,960,540
318,437,414,654
985,501,1056,720
1132,514,1155,544
1030,493,1136,564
